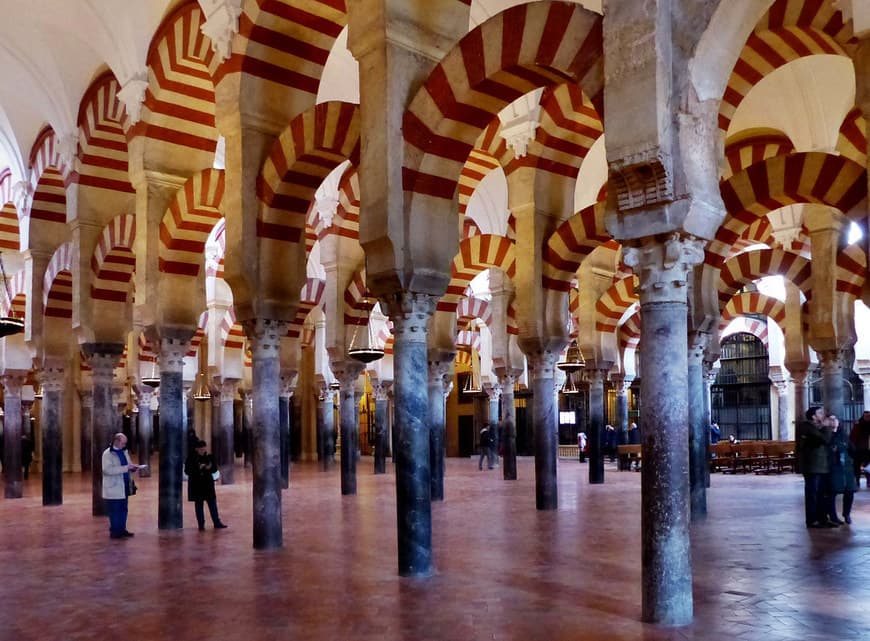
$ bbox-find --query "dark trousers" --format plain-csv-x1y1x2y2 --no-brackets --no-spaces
803,473,831,525
106,498,128,537
194,497,221,529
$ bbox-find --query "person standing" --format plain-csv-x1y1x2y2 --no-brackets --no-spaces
849,410,870,488
709,422,721,445
184,439,228,530
797,406,835,528
102,433,140,539
21,433,33,480
577,432,587,463
827,415,856,524
478,425,492,470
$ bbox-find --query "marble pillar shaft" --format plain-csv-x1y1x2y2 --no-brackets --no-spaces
158,369,185,529
792,374,809,425
428,377,446,501
339,387,357,495
279,396,290,490
587,373,605,485
374,398,388,474
615,391,628,438
80,395,93,472
532,374,557,510
251,348,283,549
776,390,790,441
488,395,500,460
640,300,692,624
820,354,845,420
138,404,153,477
217,395,235,484
319,397,334,469
3,394,23,499
92,377,116,516
500,384,517,481
41,389,63,506
687,356,707,522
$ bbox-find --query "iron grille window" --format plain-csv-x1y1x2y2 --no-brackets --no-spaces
712,332,771,441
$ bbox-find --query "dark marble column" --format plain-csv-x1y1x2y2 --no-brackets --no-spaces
244,319,287,550
789,367,809,426
497,371,518,480
2,373,26,499
486,384,501,467
613,376,630,440
318,387,335,469
279,373,295,489
687,335,707,522
586,368,606,485
702,364,715,489
334,362,364,495
773,381,790,440
156,335,190,530
524,349,562,510
82,345,124,516
373,383,391,473
79,389,93,472
216,379,238,484
383,292,437,577
40,361,65,506
428,360,450,501
623,236,703,626
136,389,154,477
819,350,846,420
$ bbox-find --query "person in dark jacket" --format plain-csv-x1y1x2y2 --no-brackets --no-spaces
827,415,856,524
184,440,228,531
21,433,33,479
797,406,835,528
850,410,870,488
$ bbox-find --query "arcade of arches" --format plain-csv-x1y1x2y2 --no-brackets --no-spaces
1,0,870,631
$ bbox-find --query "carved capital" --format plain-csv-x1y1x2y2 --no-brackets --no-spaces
608,148,673,212
220,379,239,403
583,368,607,387
118,73,149,125
82,343,125,383
158,336,190,373
484,383,502,401
279,370,297,398
199,0,242,62
332,361,364,392
2,372,26,397
374,382,392,402
622,234,705,304
688,332,709,364
381,292,437,344
818,349,846,376
773,380,789,396
40,362,66,393
243,319,287,360
12,180,33,214
136,388,153,408
79,389,94,409
526,351,561,381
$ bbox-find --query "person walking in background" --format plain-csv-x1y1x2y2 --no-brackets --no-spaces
21,433,33,480
850,410,870,488
577,432,587,463
185,439,228,531
478,424,492,470
709,422,721,445
827,415,856,524
102,432,141,539
797,406,835,528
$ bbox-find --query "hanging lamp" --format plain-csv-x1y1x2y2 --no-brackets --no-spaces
141,359,160,388
33,382,43,400
0,252,24,338
557,339,586,372
347,297,385,363
461,323,482,394
192,339,211,401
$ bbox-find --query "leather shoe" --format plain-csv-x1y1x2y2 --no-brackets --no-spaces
807,523,826,529
844,515,852,524
823,520,840,528
214,523,228,529
122,530,135,537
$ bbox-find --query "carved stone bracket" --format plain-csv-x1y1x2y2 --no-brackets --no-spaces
82,343,125,383
622,234,705,304
244,319,287,360
381,292,437,344
118,73,149,125
41,362,66,394
608,148,674,212
332,361,364,392
525,351,561,381
1,372,26,397
199,0,242,62
158,336,191,374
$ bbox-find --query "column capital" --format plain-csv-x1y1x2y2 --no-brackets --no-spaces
243,318,287,359
279,370,297,398
583,368,608,386
688,331,709,364
427,358,452,384
381,292,437,343
82,343,125,383
374,382,392,402
622,234,705,304
818,349,846,372
136,388,153,406
79,389,94,409
484,382,502,401
332,361,364,392
525,351,561,381
157,335,190,373
40,362,66,393
789,368,809,385
772,380,789,396
1,371,27,396
220,378,240,402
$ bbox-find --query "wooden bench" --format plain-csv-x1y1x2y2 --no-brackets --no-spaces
558,444,579,459
617,444,642,470
709,440,796,474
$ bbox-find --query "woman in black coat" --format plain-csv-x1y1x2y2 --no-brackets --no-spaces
828,416,857,524
184,440,228,530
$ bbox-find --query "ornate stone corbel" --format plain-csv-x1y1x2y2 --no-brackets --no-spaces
118,73,149,125
199,0,242,62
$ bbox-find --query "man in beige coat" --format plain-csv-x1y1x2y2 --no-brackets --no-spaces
102,433,141,539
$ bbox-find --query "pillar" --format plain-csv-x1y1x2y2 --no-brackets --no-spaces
334,362,364,495
215,379,238,484
79,389,93,472
2,373,26,498
613,376,631,444
790,368,809,424
702,363,715,488
244,319,286,549
318,387,334,469
687,335,707,522
40,361,65,506
498,371,518,480
819,350,845,420
279,376,294,489
373,383,390,474
623,235,704,625
157,335,189,530
83,345,124,516
586,368,606,485
137,389,154,477
428,360,450,501
860,372,870,410
525,351,561,510
773,381,790,441
384,292,437,577
487,384,501,467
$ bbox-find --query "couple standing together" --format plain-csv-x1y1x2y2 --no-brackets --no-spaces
798,407,855,528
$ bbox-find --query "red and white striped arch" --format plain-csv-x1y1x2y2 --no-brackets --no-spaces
258,101,360,244
1,269,26,318
439,235,516,313
719,292,787,334
160,168,225,276
721,319,770,351
459,149,502,218
836,108,866,166
595,276,638,335
221,0,348,93
718,0,853,131
77,71,133,194
138,332,157,364
542,202,612,291
288,277,326,339
403,2,603,202
343,267,368,327
130,2,218,155
29,127,70,224
205,217,226,281
722,129,794,180
332,166,360,241
717,248,812,307
618,309,642,353
836,245,867,298
456,296,491,329
43,242,74,319
186,312,209,357
91,214,136,303
0,168,20,250
709,153,866,269
218,307,246,352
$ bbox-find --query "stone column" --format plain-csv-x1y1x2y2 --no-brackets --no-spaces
586,368,607,485
40,361,66,506
373,383,390,474
216,379,238,485
819,350,845,420
428,360,450,501
687,334,707,522
773,380,790,440
136,389,154,477
156,335,190,530
317,386,335,469
244,319,287,549
525,350,562,510
790,368,809,424
702,363,716,489
497,371,518,480
79,389,94,472
486,384,501,467
860,373,870,410
383,292,437,577
279,374,295,489
2,373,26,498
613,376,631,443
623,235,704,626
83,345,124,516
334,362,364,495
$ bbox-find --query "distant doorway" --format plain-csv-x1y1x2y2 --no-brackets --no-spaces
458,415,475,457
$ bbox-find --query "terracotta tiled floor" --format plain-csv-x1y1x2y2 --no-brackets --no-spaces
1,457,869,641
